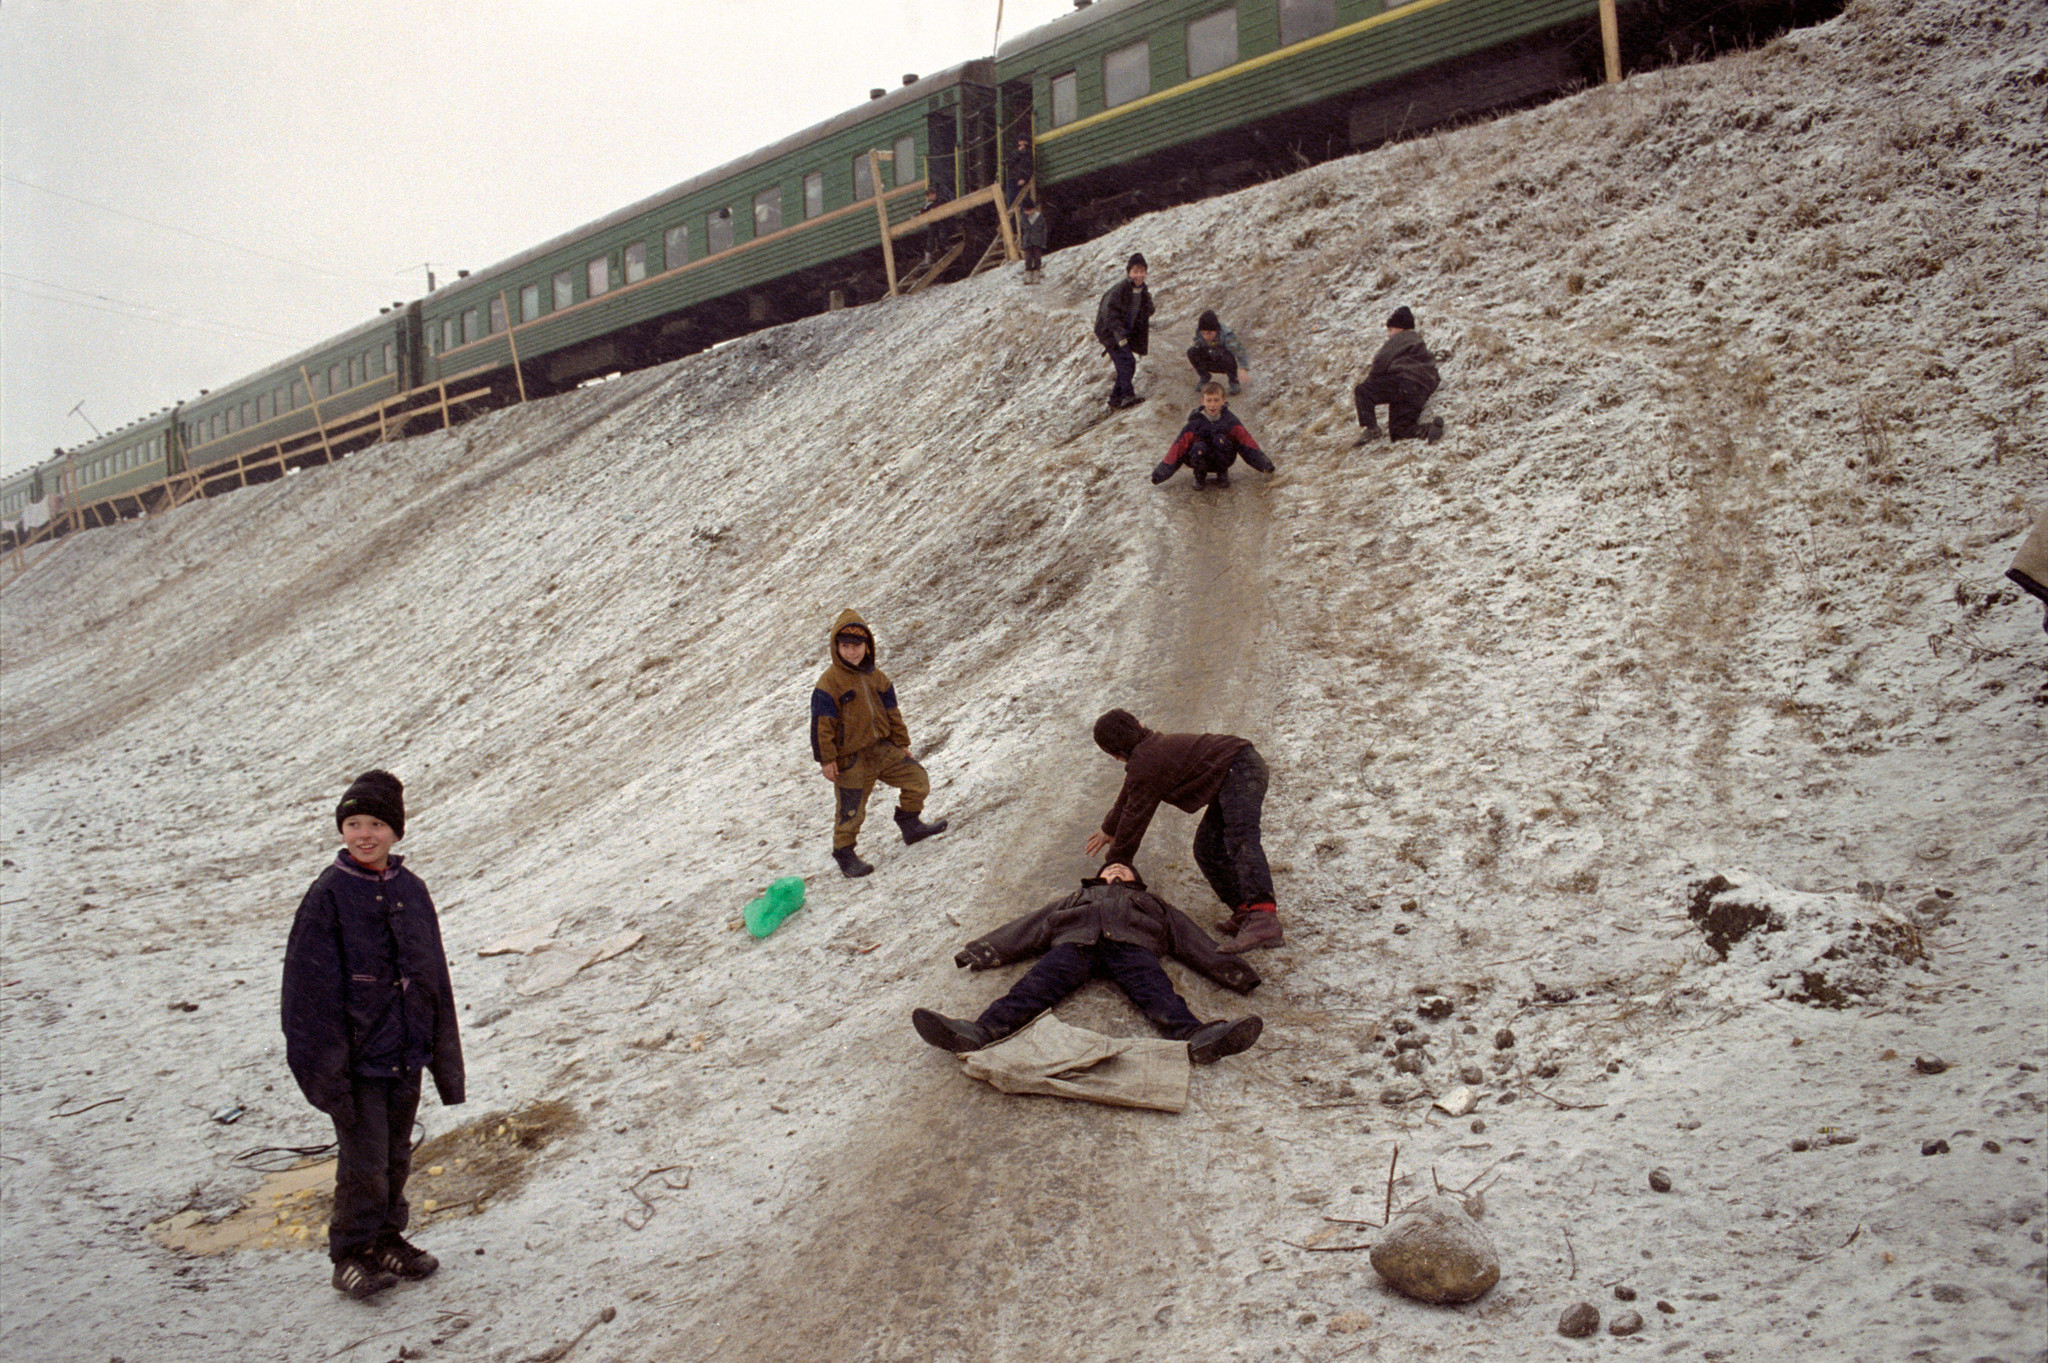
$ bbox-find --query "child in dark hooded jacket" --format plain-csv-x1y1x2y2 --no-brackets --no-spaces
1153,382,1275,488
810,609,948,877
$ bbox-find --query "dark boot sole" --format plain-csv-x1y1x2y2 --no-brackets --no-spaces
912,1008,989,1053
1189,1016,1264,1065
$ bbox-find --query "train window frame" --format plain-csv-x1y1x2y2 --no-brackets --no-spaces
708,207,735,254
521,282,542,322
852,153,875,202
554,269,575,311
1187,8,1238,79
331,361,346,393
754,187,783,237
894,135,917,186
241,399,254,429
1278,0,1336,45
292,379,306,409
803,171,824,219
443,319,458,353
587,255,611,298
382,342,394,376
1050,70,1078,127
487,297,506,333
624,241,648,284
1104,39,1149,109
664,225,688,270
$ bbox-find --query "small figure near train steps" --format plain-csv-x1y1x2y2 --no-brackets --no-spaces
911,863,1264,1065
1154,382,1274,489
810,609,947,878
1186,309,1250,394
1353,306,1444,445
1020,201,1049,284
281,769,464,1300
1087,709,1283,954
1094,253,1154,410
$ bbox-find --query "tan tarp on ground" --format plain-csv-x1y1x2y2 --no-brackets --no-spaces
958,1012,1190,1113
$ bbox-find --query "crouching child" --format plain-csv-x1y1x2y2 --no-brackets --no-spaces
1154,382,1275,489
1186,310,1250,393
281,770,464,1300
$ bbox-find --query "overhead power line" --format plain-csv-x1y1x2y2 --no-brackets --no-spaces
2,273,317,347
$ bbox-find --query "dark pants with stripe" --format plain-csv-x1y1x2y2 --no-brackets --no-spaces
976,940,1202,1041
329,1070,421,1262
1193,746,1275,909
1108,345,1138,402
1353,374,1434,439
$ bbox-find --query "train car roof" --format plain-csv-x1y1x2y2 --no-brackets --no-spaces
996,0,1155,60
428,58,996,304
182,308,404,417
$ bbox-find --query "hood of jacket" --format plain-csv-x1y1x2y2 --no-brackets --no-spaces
829,608,877,673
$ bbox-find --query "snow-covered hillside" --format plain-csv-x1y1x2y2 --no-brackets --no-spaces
3,1,2043,1359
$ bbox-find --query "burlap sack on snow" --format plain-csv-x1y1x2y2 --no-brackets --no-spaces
958,1012,1189,1112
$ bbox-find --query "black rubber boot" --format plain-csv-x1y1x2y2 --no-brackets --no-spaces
1425,417,1445,444
1186,1016,1264,1065
895,809,948,845
832,845,874,878
913,1008,992,1053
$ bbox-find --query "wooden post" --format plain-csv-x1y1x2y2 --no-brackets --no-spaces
869,150,899,297
1599,0,1621,84
299,366,337,467
62,452,79,536
991,184,1021,263
499,290,528,405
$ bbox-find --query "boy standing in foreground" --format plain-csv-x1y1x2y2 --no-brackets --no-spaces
281,770,464,1299
1154,382,1276,489
1353,306,1444,444
1086,709,1283,953
812,609,948,877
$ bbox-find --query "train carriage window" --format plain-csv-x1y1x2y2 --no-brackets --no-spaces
894,135,917,186
664,225,688,269
753,188,782,237
489,297,507,333
461,309,479,344
1279,0,1336,45
275,385,288,414
554,269,575,310
1104,40,1149,108
587,255,611,297
708,208,734,253
382,342,394,375
624,241,647,284
352,354,366,384
292,379,306,408
332,361,347,393
803,171,824,219
241,400,253,429
852,154,874,201
1050,71,1078,127
521,282,542,322
443,318,458,352
1187,8,1238,78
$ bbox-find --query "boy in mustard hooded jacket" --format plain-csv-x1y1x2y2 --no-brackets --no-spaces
810,609,948,877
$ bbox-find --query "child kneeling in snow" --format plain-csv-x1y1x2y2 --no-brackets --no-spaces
281,770,464,1299
1154,382,1275,489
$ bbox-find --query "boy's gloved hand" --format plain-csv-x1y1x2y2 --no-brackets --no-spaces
1150,460,1178,484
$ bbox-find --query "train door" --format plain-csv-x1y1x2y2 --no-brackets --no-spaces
396,302,426,391
926,104,960,199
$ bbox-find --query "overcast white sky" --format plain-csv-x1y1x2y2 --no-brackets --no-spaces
1,0,1084,478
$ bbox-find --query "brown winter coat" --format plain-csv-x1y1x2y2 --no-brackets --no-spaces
810,608,911,765
954,880,1261,995
1100,727,1250,869
1368,329,1441,397
2007,506,2048,605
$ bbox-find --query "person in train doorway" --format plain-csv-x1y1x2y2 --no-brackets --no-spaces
910,862,1264,1065
1007,132,1036,209
1153,382,1275,489
1186,309,1251,394
1352,306,1444,445
1094,253,1154,410
810,609,947,878
1020,197,1050,285
1086,709,1282,953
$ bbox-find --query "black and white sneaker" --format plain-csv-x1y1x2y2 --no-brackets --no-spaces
368,1234,438,1280
332,1252,399,1299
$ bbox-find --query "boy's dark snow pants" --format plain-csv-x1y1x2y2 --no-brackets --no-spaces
1193,746,1275,908
1353,374,1434,439
329,1071,421,1261
976,940,1203,1040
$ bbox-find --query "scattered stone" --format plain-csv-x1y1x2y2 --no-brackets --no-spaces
1459,1063,1485,1085
1827,1131,1859,1145
1470,1119,1487,1134
1392,1018,1416,1035
1676,1118,1702,1130
1380,1084,1426,1106
1392,923,1411,935
1368,1194,1501,1304
1418,996,1455,1020
1494,1028,1516,1050
1649,1167,1674,1193
1687,871,1926,1007
1790,1137,1811,1152
1656,1300,1676,1314
167,1001,199,1012
1557,1302,1600,1337
1532,1061,1560,1079
1497,1091,1517,1104
1395,1034,1429,1052
1914,1056,1950,1075
1928,1283,1969,1303
1984,1140,2002,1153
1432,1086,1478,1118
1609,1309,1644,1336
1921,1139,1951,1156
1615,1285,1638,1301
1394,1052,1426,1075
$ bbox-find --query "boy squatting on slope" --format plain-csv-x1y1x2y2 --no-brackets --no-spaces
1353,305,1445,445
910,863,1264,1064
811,609,948,878
281,770,463,1300
1087,709,1282,954
1153,382,1275,489
1186,310,1250,393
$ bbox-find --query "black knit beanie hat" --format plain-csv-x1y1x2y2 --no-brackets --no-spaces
1197,309,1220,333
1387,305,1416,330
1093,708,1147,758
1127,252,1148,272
336,769,405,840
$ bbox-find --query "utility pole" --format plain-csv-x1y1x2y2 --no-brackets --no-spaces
68,402,102,439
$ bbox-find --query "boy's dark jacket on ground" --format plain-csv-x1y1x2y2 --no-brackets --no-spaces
281,851,464,1117
953,880,1260,995
1101,726,1251,868
810,607,911,763
1155,405,1267,483
1094,277,1153,354
1368,329,1441,395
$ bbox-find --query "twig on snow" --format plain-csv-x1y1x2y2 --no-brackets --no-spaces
517,1306,617,1363
1564,1225,1577,1280
1283,1238,1374,1252
621,1163,691,1231
1384,1144,1399,1225
1527,1086,1606,1111
51,1095,125,1118
318,1324,411,1359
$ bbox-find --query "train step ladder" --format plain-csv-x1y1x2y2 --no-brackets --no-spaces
899,238,965,295
966,234,1010,279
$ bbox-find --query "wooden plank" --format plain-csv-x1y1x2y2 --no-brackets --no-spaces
1599,0,1621,82
870,150,899,297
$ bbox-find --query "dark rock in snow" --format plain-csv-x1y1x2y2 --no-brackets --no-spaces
1649,1167,1674,1192
1459,1064,1485,1085
1790,1137,1812,1152
1614,1285,1638,1301
1418,996,1454,1020
1656,1300,1677,1314
1369,1195,1500,1304
1494,1028,1516,1050
1922,1139,1951,1155
1558,1302,1600,1337
1914,1056,1950,1074
1609,1308,1645,1336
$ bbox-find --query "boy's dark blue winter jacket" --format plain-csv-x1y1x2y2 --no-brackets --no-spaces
281,852,464,1117
1154,406,1269,483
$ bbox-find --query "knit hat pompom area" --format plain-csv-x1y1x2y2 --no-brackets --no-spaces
1093,708,1147,758
1197,309,1221,333
336,769,406,840
1386,305,1416,330
1127,252,1148,272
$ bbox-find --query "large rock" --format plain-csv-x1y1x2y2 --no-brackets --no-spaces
1369,1195,1500,1304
